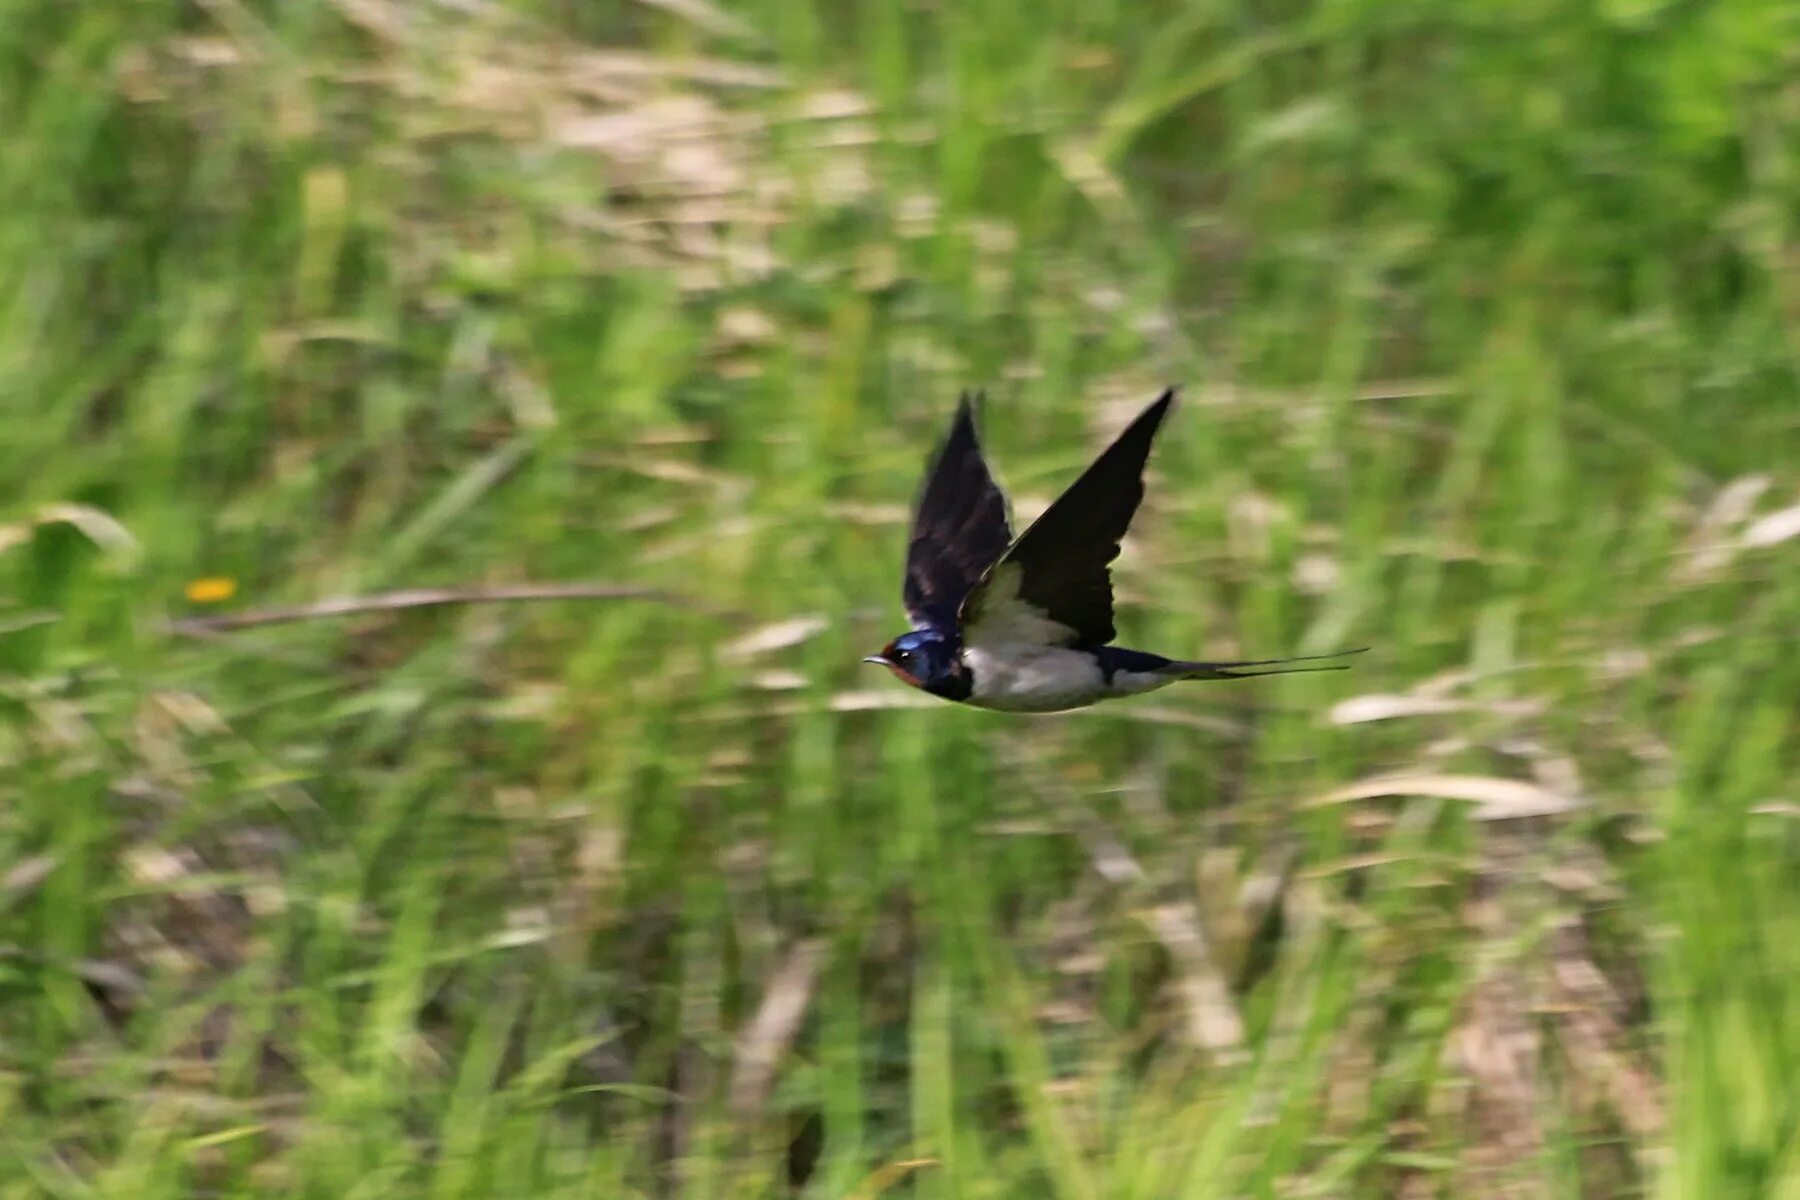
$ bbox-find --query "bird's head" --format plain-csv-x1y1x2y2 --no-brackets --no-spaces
863,628,962,694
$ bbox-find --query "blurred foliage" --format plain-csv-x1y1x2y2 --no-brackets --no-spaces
2,0,1799,1196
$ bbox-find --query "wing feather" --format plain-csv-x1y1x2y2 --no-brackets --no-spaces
960,389,1174,648
903,393,1014,631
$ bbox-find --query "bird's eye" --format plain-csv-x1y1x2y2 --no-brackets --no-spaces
895,650,914,665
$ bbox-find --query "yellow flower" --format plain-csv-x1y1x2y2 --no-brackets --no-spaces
185,577,238,604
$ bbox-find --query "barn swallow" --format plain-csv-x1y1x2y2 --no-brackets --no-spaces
864,389,1363,712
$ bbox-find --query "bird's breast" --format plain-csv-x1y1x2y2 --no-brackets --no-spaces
961,645,1107,713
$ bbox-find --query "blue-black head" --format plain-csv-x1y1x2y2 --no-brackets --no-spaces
863,628,971,701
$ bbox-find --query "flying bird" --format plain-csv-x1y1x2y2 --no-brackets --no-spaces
864,389,1363,712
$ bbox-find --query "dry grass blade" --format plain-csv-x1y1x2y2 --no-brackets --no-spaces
1142,901,1248,1061
1741,502,1800,549
1311,774,1581,821
720,615,828,660
1677,474,1782,578
2,854,58,901
164,582,702,634
1328,693,1541,725
1075,817,1246,1060
0,502,141,565
727,937,825,1120
845,1158,940,1200
825,690,944,711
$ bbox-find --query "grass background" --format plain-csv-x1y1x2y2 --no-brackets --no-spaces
3,0,1800,1195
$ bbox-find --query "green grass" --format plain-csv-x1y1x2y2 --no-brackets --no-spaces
3,0,1799,1196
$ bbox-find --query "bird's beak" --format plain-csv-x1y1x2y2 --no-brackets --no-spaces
862,655,888,666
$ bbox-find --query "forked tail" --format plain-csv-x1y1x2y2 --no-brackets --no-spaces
1175,646,1369,680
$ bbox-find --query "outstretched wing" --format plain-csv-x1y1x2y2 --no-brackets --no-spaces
903,393,1014,631
959,389,1174,649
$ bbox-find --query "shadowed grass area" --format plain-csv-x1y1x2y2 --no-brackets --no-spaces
2,1,1798,1196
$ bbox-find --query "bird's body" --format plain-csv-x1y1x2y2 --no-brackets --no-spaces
963,643,1112,713
865,389,1361,712
964,645,1176,713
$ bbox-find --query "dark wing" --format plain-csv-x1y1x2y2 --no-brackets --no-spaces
902,392,1014,631
959,389,1174,648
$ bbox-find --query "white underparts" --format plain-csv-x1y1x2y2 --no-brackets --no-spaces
962,645,1181,713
